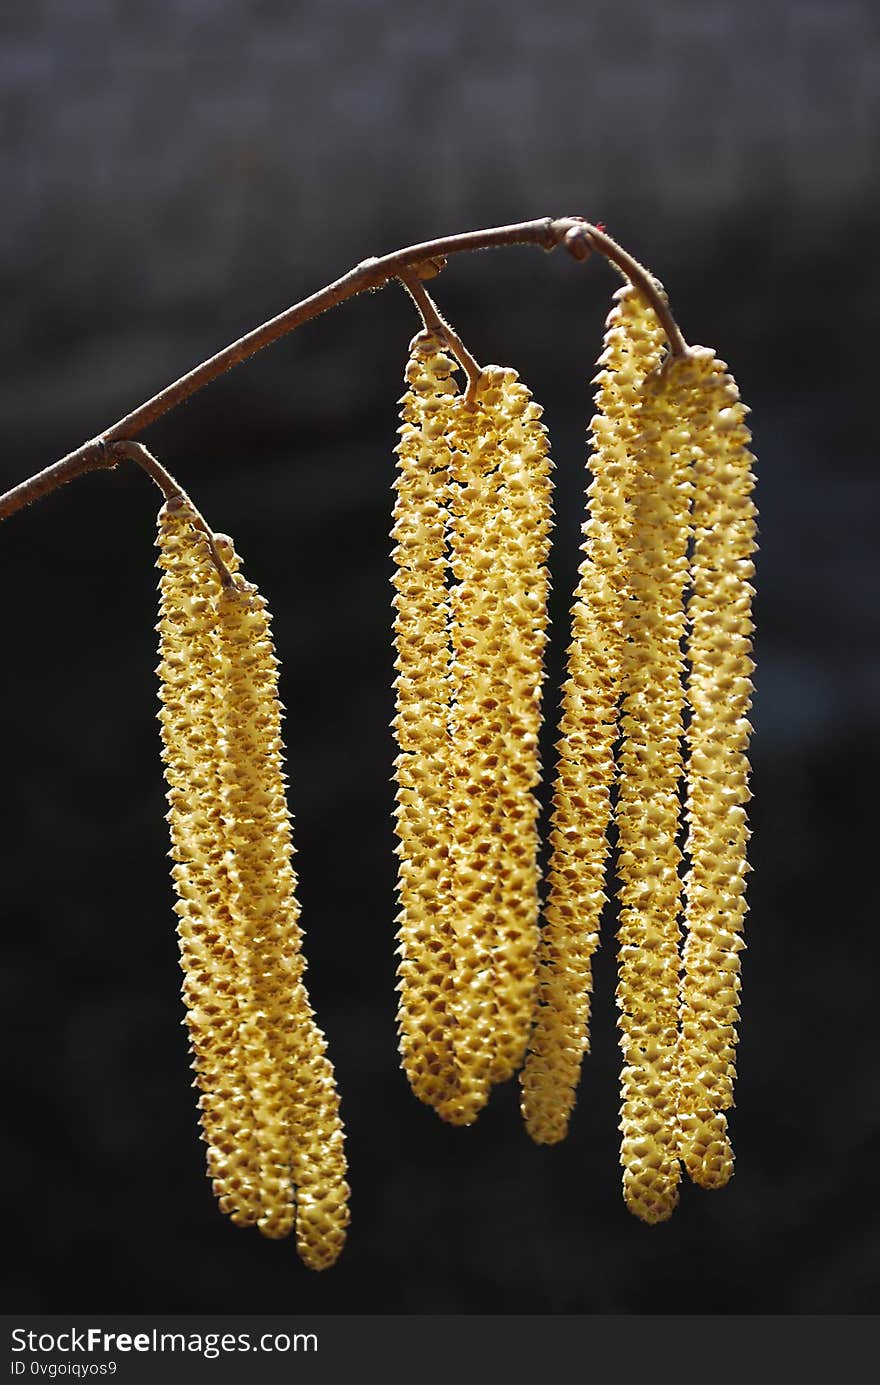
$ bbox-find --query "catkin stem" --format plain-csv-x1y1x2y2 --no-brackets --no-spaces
398,276,484,401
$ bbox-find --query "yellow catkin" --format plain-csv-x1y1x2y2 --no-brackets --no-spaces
392,350,552,1122
430,364,551,1120
391,333,461,1111
678,348,757,1189
434,381,503,1125
521,283,667,1144
155,500,262,1228
615,352,699,1225
474,366,554,1085
217,580,349,1268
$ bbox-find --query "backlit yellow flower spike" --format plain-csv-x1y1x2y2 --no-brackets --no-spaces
218,578,349,1268
521,282,667,1144
615,352,698,1225
473,366,554,1086
678,348,757,1190
391,332,461,1111
155,498,262,1228
436,378,513,1125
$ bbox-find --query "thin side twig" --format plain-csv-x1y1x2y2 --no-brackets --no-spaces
399,272,485,404
113,441,234,585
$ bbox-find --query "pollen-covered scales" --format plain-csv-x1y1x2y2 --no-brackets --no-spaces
521,282,667,1145
613,344,756,1217
391,334,460,1112
513,277,756,1227
156,502,260,1228
391,332,553,1124
615,351,696,1225
156,497,348,1270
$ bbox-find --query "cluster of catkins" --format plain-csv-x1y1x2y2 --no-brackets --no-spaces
392,281,756,1226
154,270,756,1270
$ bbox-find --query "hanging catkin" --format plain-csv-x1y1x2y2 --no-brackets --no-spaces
157,499,348,1269
391,332,460,1111
615,352,696,1225
217,578,349,1268
678,348,756,1189
436,380,506,1125
469,366,553,1086
156,498,261,1228
521,282,667,1144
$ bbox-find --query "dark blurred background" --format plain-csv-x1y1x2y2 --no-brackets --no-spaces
2,0,878,1315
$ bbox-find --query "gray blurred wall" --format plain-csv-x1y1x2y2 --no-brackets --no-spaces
3,0,878,445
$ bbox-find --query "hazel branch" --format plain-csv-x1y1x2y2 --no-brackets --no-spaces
0,217,688,522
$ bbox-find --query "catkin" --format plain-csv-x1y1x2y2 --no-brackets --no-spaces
217,579,349,1267
437,381,506,1125
615,352,697,1225
678,348,756,1189
157,500,348,1269
392,347,553,1124
521,283,667,1144
471,366,553,1086
156,499,261,1227
391,333,460,1110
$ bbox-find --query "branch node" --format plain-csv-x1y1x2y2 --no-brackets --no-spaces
562,226,595,263
538,216,561,249
414,255,447,281
92,436,120,470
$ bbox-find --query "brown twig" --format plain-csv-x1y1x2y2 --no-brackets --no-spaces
563,221,688,356
110,439,182,502
399,272,485,405
0,217,687,522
